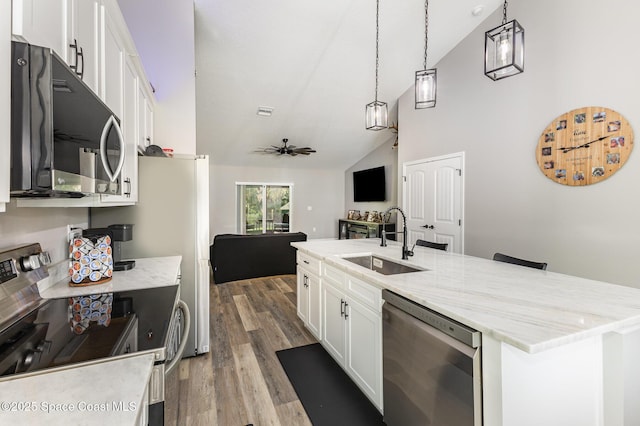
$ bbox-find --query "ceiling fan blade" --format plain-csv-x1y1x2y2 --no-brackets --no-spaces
256,139,316,156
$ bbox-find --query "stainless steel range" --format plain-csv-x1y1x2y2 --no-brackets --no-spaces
0,243,188,425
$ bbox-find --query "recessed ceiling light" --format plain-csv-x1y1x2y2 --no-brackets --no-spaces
471,5,485,16
257,106,274,117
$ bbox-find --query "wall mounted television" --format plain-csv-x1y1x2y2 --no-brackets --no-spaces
353,166,386,202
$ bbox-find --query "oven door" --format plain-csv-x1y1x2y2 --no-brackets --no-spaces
148,299,190,426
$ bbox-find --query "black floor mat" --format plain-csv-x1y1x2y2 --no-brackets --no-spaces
276,343,385,426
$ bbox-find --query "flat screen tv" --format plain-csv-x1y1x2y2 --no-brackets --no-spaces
353,166,386,202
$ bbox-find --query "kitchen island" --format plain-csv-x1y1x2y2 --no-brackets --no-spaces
292,238,640,426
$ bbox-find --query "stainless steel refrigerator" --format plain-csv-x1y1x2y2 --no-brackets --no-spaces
90,155,210,357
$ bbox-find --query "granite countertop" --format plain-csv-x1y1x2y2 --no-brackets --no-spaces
39,256,182,299
0,353,155,426
292,238,640,353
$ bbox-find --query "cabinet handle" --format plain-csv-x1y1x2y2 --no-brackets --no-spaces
340,299,345,317
304,275,308,288
303,260,309,264
77,46,84,80
124,178,131,197
69,39,79,72
344,302,349,319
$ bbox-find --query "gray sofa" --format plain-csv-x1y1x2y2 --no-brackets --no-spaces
210,232,307,284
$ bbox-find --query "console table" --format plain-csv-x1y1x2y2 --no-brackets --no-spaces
338,219,395,240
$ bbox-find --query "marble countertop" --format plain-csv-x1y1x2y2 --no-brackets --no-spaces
292,238,640,353
0,353,155,426
39,256,182,299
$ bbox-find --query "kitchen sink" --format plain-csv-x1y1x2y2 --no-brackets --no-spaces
343,255,424,275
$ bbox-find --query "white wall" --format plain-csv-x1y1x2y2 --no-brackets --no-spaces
211,165,344,240
0,202,88,284
397,0,640,286
345,137,398,218
117,0,197,155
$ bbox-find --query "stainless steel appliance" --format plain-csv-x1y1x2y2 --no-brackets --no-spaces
10,41,125,197
382,290,483,426
90,155,210,357
0,243,188,425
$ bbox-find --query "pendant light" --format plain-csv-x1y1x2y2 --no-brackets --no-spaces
365,0,388,130
415,0,436,109
484,0,524,81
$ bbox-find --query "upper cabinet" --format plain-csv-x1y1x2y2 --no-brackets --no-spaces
9,0,154,208
138,82,154,152
11,0,66,57
1,1,12,212
66,0,101,94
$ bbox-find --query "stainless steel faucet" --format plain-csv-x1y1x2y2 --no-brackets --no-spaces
381,207,413,260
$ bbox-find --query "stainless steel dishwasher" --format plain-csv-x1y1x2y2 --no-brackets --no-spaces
382,290,482,426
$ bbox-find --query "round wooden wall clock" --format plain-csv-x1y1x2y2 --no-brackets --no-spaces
536,106,634,186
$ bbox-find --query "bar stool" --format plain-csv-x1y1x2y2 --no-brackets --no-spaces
415,240,448,251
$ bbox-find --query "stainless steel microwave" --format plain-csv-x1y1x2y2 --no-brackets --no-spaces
10,41,125,198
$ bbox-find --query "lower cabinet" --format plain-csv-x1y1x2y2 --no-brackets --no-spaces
296,252,321,340
321,269,383,411
296,252,383,411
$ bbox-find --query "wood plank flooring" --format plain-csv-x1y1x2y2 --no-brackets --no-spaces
164,275,316,426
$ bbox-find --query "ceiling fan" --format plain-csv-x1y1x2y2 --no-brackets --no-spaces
256,138,316,156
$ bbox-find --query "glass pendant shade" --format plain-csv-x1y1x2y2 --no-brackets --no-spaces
415,68,437,109
484,19,524,81
365,100,388,130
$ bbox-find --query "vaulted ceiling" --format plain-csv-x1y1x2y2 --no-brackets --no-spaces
193,0,502,169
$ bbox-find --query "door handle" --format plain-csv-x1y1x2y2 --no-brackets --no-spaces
164,300,190,376
340,299,345,317
100,115,125,183
422,224,435,229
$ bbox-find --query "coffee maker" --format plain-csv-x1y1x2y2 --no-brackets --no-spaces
83,224,135,271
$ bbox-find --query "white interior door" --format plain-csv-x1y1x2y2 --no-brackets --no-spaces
403,153,464,253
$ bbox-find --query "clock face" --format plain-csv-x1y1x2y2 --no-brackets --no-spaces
536,106,634,186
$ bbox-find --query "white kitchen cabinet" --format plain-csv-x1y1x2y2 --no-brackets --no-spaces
1,0,11,212
66,0,101,94
13,0,154,208
98,6,137,204
345,295,382,407
321,264,383,410
138,84,154,151
322,279,347,364
296,252,321,340
11,0,66,57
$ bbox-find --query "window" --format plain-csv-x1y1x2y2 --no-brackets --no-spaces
236,183,292,234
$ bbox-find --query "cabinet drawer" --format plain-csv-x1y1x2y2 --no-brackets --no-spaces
297,251,321,276
323,263,345,288
347,275,382,312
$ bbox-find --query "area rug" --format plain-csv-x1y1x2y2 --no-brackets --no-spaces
276,343,385,426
